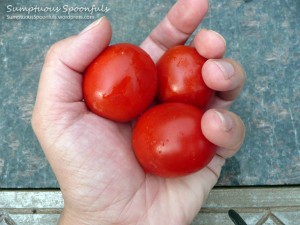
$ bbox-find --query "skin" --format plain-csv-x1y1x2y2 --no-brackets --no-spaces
32,0,246,225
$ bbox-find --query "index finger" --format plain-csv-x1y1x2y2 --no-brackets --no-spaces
203,59,246,109
140,0,209,62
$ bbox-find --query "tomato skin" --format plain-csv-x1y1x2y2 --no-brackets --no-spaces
156,45,214,109
83,43,157,122
132,103,216,178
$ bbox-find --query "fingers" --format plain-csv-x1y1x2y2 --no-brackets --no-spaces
140,0,209,62
180,109,245,213
201,109,246,159
191,29,245,108
203,59,246,108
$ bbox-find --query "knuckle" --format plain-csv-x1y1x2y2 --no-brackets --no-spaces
230,59,246,81
44,41,62,63
228,114,246,151
31,107,40,134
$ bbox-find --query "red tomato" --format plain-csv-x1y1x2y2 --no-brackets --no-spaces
83,43,157,122
156,45,214,109
132,103,216,178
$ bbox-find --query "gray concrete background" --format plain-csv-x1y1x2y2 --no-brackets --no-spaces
0,0,299,188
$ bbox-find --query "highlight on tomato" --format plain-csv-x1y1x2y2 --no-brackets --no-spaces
83,43,157,122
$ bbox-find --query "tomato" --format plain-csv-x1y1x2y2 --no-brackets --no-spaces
83,43,157,122
156,45,214,109
132,103,216,178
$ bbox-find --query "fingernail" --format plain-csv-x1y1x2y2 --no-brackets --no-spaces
213,60,235,80
80,16,105,34
214,110,233,132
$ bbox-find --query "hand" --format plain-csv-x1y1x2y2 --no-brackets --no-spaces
32,0,246,224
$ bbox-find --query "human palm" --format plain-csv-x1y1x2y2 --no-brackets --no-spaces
32,1,245,224
50,109,213,224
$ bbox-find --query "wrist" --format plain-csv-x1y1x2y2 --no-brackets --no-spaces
57,208,109,225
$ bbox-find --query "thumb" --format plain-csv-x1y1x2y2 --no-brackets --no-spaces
34,16,111,107
32,17,111,136
45,16,112,73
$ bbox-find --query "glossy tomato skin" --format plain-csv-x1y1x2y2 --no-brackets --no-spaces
132,103,216,178
156,45,214,109
83,43,157,122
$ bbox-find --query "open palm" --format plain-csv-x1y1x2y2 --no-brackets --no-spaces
32,1,245,225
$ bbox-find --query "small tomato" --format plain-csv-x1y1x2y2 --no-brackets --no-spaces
132,102,216,178
83,43,157,122
156,45,214,109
